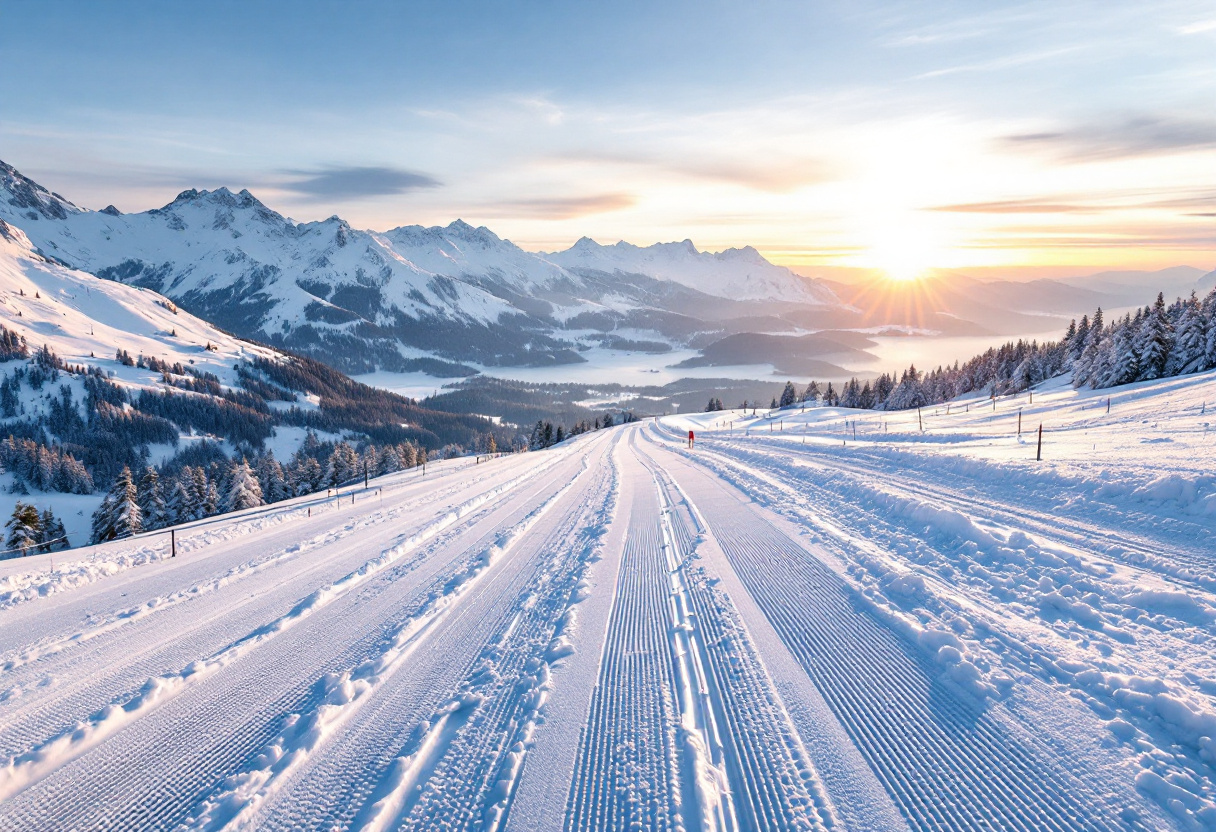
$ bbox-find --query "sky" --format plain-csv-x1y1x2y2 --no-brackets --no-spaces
3,0,1214,279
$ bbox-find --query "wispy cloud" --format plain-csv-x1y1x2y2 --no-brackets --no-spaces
487,193,635,220
282,166,441,200
1176,18,1216,35
1003,116,1216,161
554,149,830,193
930,199,1097,214
914,46,1082,80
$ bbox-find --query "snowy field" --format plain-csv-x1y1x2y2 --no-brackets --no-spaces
0,371,1214,830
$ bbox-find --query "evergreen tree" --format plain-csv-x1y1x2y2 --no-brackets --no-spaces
1071,314,1090,361
1110,317,1140,385
38,508,67,552
1168,294,1206,374
167,477,194,526
1136,292,1172,380
137,466,168,531
257,454,289,503
204,480,221,517
6,502,41,554
1204,289,1216,369
91,466,143,543
324,442,358,486
779,381,798,408
378,445,402,475
801,380,820,404
292,456,324,496
190,467,210,520
224,458,264,513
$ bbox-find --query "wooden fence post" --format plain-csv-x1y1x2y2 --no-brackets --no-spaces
170,528,176,558
1036,423,1043,461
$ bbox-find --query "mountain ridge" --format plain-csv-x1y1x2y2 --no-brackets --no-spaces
0,159,842,378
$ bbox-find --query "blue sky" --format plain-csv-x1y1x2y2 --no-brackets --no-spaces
3,0,1214,275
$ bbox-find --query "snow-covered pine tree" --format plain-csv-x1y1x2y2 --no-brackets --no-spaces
1071,314,1090,361
378,445,402,475
1204,288,1216,370
223,458,264,513
190,467,210,520
38,507,67,552
1073,307,1105,387
289,455,322,496
204,479,220,517
1110,316,1140,386
324,442,358,486
91,466,143,543
256,454,289,503
6,502,41,554
822,382,836,407
1136,292,1173,380
1168,293,1206,375
137,466,168,530
779,381,798,408
166,476,192,526
802,380,820,404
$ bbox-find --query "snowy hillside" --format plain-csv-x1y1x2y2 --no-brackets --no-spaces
1,160,844,378
0,370,1211,829
0,218,278,389
0,218,506,545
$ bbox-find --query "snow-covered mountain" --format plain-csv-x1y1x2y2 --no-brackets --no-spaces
547,236,833,305
0,216,512,542
0,161,842,376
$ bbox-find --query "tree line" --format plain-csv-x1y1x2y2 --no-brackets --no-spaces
89,434,430,543
768,286,1216,413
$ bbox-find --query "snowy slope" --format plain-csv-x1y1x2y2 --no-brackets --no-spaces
0,219,278,391
0,371,1211,829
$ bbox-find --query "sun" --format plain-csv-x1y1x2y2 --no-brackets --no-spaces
866,223,940,283
851,210,950,283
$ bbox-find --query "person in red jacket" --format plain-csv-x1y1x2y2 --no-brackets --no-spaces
688,429,694,449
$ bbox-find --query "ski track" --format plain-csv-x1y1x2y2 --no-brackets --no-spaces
0,407,1209,831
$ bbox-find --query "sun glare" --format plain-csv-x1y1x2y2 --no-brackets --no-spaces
866,223,940,283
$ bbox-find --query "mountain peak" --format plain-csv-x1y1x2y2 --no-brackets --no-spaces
1,159,84,222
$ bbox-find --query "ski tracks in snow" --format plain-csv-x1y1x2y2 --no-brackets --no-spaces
0,420,1208,830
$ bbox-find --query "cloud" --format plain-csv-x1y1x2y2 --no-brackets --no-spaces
487,193,635,220
929,188,1216,216
554,149,830,193
281,166,441,200
929,199,1097,214
1002,116,1216,161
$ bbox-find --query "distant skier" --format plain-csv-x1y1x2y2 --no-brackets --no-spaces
688,430,695,449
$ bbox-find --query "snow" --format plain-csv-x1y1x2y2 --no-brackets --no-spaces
0,370,1211,830
547,236,837,305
